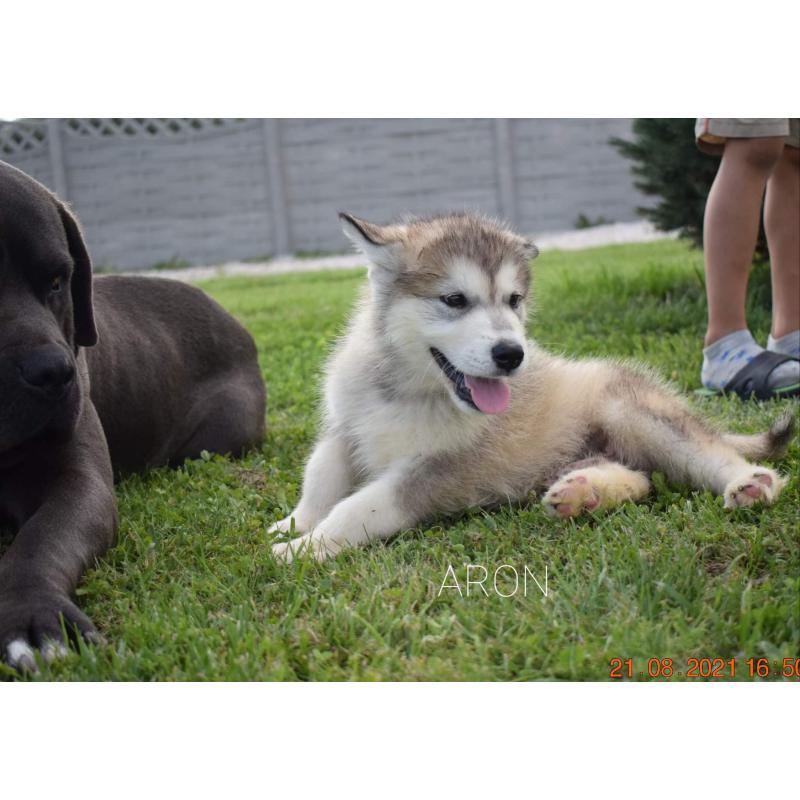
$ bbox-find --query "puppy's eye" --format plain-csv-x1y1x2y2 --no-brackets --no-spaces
50,277,63,294
509,293,524,309
440,293,468,309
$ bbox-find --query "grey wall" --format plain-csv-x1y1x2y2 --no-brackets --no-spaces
0,118,642,270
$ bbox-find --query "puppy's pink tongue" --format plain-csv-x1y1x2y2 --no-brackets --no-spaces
464,375,510,414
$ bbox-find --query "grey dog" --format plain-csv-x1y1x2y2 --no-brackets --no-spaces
0,161,266,671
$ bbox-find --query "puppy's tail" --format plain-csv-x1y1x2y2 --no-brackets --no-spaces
723,408,796,461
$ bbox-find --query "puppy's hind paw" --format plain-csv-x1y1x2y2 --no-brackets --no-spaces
723,468,785,509
542,473,600,518
542,463,650,519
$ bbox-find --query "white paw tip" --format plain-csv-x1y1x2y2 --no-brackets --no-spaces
268,516,302,536
271,542,295,563
42,640,70,663
7,639,37,671
724,469,783,508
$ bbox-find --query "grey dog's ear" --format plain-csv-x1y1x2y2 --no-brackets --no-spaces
58,202,98,347
338,212,405,277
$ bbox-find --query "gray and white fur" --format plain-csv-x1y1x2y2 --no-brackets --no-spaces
270,212,795,562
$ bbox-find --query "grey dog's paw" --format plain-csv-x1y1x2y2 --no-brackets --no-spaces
0,591,100,674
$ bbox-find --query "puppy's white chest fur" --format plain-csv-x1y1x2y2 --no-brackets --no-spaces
322,299,487,477
361,396,479,476
328,372,484,476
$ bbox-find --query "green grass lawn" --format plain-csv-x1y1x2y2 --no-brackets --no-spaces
8,239,799,680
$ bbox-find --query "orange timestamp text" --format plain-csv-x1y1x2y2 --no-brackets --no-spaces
608,656,800,680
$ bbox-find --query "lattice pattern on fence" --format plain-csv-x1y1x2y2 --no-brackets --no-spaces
63,118,244,138
0,120,47,156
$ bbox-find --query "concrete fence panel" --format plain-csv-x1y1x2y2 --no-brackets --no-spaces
0,118,643,270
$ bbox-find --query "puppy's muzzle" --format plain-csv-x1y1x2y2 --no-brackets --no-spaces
491,340,525,373
15,345,76,398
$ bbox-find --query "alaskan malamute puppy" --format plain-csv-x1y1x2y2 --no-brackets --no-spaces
271,213,794,561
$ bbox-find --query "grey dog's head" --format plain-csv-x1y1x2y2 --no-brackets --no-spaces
0,161,96,457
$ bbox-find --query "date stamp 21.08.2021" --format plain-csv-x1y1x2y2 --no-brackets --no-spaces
609,656,800,680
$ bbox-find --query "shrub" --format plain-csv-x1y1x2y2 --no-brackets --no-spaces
610,118,768,260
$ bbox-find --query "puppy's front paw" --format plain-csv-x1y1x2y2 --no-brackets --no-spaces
272,532,340,564
723,468,785,509
271,536,305,564
268,513,305,536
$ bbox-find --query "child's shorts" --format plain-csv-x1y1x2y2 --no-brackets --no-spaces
696,118,800,155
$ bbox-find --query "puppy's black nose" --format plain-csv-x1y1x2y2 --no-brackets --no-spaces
17,347,75,394
491,341,524,372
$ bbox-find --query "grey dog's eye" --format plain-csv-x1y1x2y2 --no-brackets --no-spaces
509,293,523,309
50,277,63,294
440,293,468,309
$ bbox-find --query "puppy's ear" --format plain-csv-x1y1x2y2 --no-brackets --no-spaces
339,212,404,280
520,239,539,261
58,202,98,347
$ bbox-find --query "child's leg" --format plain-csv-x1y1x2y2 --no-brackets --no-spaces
700,137,799,393
703,137,784,346
765,145,800,343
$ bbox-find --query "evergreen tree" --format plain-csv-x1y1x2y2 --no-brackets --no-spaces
610,118,768,260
